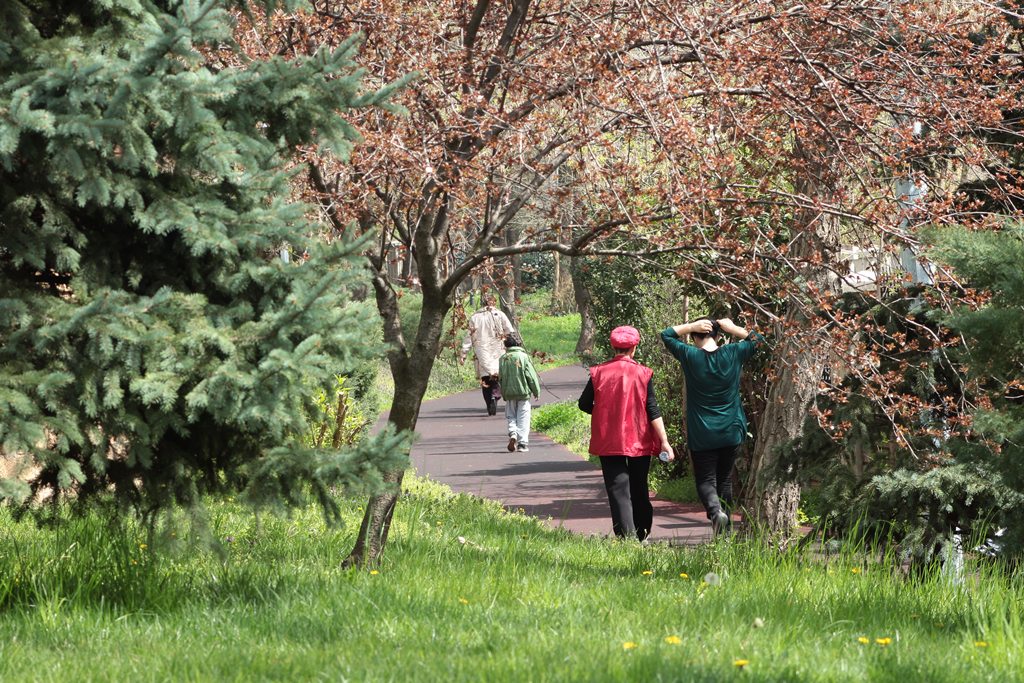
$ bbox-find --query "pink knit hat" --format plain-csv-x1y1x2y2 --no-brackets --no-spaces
609,326,641,349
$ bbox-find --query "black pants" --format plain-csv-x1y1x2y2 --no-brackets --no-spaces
599,455,653,541
690,445,738,520
480,375,499,408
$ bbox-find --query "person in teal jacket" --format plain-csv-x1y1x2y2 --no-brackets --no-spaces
661,317,764,535
498,333,541,452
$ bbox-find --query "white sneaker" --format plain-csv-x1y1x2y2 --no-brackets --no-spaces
712,511,730,536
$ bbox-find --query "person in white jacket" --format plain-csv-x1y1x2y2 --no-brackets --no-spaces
460,294,516,415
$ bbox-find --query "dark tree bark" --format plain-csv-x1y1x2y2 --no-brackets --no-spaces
746,140,841,539
571,256,595,356
343,265,453,567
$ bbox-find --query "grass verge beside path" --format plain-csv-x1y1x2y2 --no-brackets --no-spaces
1,476,1020,682
533,401,701,504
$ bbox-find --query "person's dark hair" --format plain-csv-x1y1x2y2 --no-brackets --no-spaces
504,332,523,348
691,316,721,340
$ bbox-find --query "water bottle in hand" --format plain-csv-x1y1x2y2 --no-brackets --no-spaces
658,451,671,463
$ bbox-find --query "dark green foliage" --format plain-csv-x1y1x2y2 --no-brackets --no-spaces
578,245,772,492
932,225,1024,554
779,229,1024,560
0,0,411,522
774,290,980,552
518,251,555,290
575,252,692,451
579,250,708,485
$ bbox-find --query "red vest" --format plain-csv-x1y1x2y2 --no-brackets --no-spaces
588,355,660,457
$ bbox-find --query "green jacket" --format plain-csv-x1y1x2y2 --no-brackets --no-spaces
498,347,540,401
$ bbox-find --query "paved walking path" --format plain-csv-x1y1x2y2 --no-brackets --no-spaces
407,364,718,544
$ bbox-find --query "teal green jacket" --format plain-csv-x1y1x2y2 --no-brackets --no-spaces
660,328,764,451
498,347,540,401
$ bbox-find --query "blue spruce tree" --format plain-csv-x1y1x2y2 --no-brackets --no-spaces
0,0,410,523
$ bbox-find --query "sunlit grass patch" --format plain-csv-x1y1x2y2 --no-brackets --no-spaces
1,473,1022,682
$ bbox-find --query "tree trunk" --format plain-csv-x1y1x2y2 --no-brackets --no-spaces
553,251,561,297
571,256,595,356
747,139,841,539
343,292,451,567
499,268,518,328
401,248,416,287
552,237,575,313
746,324,823,536
499,226,520,327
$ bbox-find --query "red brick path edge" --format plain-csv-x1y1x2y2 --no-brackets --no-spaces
402,364,719,544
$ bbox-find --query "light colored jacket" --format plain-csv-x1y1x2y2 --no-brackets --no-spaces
462,306,515,377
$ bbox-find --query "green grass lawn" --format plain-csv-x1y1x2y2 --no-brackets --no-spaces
3,477,1019,682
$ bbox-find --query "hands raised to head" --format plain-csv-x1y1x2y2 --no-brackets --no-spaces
691,319,714,335
716,318,749,339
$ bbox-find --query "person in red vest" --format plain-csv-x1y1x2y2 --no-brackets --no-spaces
577,326,674,541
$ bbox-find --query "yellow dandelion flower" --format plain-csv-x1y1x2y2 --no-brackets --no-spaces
622,641,638,650
850,567,861,574
458,597,469,605
665,636,682,645
975,641,989,648
369,570,379,575
857,637,869,645
642,570,653,576
679,572,689,579
733,659,749,668
875,637,892,646
139,543,147,550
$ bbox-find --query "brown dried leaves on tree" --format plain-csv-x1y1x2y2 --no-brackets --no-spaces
234,1,1024,552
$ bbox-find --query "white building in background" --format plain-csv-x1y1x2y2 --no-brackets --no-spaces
832,174,934,294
